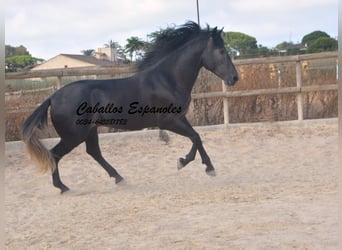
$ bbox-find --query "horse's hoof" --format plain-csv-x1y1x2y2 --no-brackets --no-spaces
60,186,70,194
115,176,124,184
177,158,185,170
116,179,127,186
206,170,216,177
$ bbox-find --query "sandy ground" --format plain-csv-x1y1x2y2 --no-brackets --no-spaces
5,119,338,249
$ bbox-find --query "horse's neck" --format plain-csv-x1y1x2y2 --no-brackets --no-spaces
162,37,207,93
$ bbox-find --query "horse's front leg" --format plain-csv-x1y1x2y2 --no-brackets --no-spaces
188,130,215,176
164,116,216,176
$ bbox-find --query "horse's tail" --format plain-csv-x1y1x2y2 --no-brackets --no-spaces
21,98,56,173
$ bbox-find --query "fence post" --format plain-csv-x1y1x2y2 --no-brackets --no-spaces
296,58,304,121
222,80,229,125
56,76,62,89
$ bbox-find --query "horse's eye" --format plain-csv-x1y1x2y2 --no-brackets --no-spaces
220,49,225,55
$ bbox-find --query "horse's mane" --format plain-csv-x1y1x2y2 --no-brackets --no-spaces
138,21,211,71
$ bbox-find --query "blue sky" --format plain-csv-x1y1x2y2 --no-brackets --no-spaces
5,0,338,60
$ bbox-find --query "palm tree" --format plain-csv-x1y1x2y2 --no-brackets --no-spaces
104,40,121,49
81,49,95,56
125,36,145,62
103,40,127,62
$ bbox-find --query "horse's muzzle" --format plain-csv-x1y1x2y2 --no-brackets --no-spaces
225,75,239,86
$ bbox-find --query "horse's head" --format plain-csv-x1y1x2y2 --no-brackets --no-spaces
201,27,239,86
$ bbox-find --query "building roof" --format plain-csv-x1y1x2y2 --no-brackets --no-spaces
59,54,117,67
31,53,118,71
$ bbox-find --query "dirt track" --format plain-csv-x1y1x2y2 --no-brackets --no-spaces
5,120,338,249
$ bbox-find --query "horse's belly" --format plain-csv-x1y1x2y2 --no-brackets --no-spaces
93,113,158,130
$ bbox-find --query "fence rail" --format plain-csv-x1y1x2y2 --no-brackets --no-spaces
5,51,338,123
5,86,55,96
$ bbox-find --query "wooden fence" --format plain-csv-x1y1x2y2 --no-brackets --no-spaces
5,51,338,124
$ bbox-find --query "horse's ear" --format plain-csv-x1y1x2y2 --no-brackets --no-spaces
211,27,218,36
219,27,224,34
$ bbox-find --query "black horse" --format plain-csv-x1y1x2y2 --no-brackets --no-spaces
22,21,238,193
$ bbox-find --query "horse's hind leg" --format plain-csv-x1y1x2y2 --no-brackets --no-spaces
85,127,124,184
51,139,80,193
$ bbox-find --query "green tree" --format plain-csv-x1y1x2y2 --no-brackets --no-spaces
81,49,95,56
301,31,330,46
125,36,145,62
222,32,258,58
274,41,305,56
5,55,43,72
5,45,42,72
6,44,30,57
275,41,293,50
258,45,269,57
104,40,121,49
104,40,127,62
307,37,338,53
5,45,16,57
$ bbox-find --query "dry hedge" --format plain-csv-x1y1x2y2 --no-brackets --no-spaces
5,59,338,141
